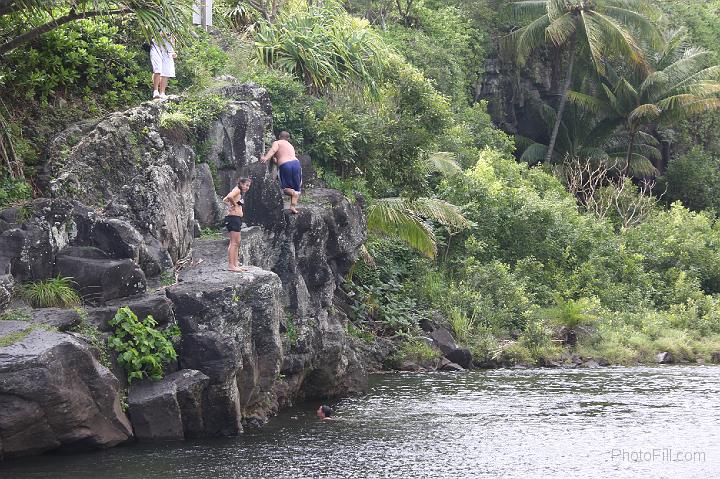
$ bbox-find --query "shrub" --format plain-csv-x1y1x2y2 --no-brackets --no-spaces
107,307,178,383
0,178,32,210
23,276,81,308
388,337,440,366
660,146,720,213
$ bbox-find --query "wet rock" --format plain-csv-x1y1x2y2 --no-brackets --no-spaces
579,360,600,369
398,361,423,372
711,352,720,364
128,369,209,441
0,330,132,459
56,253,146,303
656,351,674,364
437,357,464,371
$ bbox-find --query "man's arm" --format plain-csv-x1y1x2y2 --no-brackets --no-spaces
260,141,279,164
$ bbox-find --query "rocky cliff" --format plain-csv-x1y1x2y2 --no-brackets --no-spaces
0,82,383,459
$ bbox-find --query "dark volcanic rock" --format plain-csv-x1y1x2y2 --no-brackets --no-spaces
193,163,224,230
128,369,210,441
167,254,283,432
420,319,473,369
0,330,132,459
56,253,146,303
85,293,174,332
656,351,673,364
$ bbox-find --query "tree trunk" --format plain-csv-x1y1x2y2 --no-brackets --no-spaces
625,130,637,175
545,45,577,164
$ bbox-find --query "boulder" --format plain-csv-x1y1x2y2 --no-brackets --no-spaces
656,351,673,364
85,293,175,332
128,369,209,441
28,308,82,331
56,253,146,303
437,357,464,371
420,319,473,369
0,330,132,459
193,163,224,230
47,102,197,264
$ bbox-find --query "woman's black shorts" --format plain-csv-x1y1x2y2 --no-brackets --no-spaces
224,215,243,232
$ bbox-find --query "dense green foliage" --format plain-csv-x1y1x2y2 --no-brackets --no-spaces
107,307,178,383
5,0,720,366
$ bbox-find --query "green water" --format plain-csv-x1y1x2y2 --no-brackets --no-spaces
1,366,718,478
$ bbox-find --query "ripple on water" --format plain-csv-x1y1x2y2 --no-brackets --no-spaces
0,366,719,479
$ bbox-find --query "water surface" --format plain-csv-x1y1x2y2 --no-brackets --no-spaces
1,366,718,478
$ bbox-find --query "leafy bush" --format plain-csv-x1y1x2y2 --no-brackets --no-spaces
0,19,146,107
660,147,720,213
107,307,178,383
23,276,81,308
387,337,440,366
0,178,32,210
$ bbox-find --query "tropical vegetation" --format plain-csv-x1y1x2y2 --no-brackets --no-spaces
3,0,720,366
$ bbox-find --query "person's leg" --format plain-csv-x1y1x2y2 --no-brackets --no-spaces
159,76,169,96
228,230,243,271
152,73,162,98
282,188,299,214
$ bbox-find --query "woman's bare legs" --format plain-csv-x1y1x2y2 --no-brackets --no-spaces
228,231,244,272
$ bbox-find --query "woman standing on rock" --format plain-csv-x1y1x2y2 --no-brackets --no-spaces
223,177,252,272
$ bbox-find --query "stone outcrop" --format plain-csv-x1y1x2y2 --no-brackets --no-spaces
0,81,382,458
0,330,132,459
128,369,210,441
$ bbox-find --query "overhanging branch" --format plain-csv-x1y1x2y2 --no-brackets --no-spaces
0,7,133,55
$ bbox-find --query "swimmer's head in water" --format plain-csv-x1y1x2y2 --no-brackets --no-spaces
317,405,333,419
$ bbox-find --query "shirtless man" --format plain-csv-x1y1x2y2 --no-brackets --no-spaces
260,131,302,214
222,177,252,272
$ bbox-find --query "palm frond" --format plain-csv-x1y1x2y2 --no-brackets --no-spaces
367,200,437,259
427,152,463,176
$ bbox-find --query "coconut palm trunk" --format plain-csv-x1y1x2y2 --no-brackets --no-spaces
545,43,576,164
625,130,637,174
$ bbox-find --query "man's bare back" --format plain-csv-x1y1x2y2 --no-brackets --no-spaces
261,139,296,165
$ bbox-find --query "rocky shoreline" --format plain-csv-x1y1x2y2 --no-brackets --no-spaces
0,83,397,459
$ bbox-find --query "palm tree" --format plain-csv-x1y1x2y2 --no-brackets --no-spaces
506,0,659,164
568,32,720,172
517,98,661,176
0,1,193,55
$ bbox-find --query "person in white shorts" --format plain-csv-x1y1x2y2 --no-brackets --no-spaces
150,32,176,99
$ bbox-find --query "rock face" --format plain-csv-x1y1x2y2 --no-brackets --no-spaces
0,330,132,459
128,369,210,441
0,82,382,457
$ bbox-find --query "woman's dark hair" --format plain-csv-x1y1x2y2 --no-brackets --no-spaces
320,405,333,417
238,177,251,187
